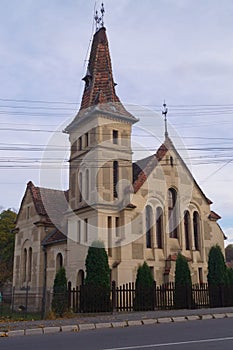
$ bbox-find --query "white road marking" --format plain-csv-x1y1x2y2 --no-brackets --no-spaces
103,336,233,350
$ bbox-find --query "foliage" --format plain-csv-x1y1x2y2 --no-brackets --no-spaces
225,244,233,262
82,241,111,312
51,267,68,316
134,262,155,311
0,209,17,288
207,245,226,286
85,240,110,288
174,253,192,309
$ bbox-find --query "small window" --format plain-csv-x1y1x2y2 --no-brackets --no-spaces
85,133,89,147
170,156,174,167
113,161,118,198
27,206,30,220
113,130,118,144
84,218,88,242
78,137,82,151
116,217,120,237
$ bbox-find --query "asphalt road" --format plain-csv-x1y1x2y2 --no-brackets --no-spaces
1,318,233,350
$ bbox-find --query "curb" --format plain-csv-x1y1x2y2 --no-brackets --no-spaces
1,312,230,338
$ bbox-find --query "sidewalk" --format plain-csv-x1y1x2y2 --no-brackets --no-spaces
1,307,233,337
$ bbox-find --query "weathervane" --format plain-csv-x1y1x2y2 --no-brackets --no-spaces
94,3,105,32
162,100,168,138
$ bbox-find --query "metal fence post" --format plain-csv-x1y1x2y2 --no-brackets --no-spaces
112,280,116,312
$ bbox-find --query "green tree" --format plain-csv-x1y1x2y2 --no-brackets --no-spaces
207,245,226,286
51,267,68,316
0,209,17,288
134,262,155,311
207,245,227,307
174,253,192,309
82,241,111,312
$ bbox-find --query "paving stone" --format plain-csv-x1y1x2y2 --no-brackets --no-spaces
127,320,142,326
8,330,25,337
61,325,78,332
213,313,226,319
186,315,200,321
78,323,95,331
111,321,127,328
201,314,213,320
43,326,61,334
172,316,187,322
142,319,157,325
157,317,172,324
25,328,43,336
95,322,112,329
226,313,233,318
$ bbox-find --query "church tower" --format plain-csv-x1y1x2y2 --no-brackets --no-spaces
64,8,137,283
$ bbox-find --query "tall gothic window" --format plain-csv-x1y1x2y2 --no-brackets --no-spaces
79,172,82,202
184,211,190,250
146,205,153,248
28,247,32,282
113,161,118,198
168,188,178,238
193,211,200,251
85,169,89,201
156,207,163,249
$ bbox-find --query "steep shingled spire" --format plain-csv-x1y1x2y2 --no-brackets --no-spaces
65,26,137,132
80,27,119,110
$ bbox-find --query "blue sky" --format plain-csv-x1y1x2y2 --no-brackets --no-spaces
1,0,233,244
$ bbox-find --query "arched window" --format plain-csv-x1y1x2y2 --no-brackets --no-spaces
23,248,27,282
113,161,118,198
85,169,89,201
56,253,63,271
184,211,190,250
79,172,82,202
193,211,200,251
146,205,153,248
156,207,163,249
28,247,32,282
168,188,178,238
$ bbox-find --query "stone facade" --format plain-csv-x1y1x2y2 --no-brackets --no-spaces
13,26,225,300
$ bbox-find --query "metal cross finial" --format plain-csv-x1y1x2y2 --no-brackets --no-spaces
162,100,168,138
94,3,105,32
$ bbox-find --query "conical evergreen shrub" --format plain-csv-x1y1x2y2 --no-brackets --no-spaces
81,240,111,312
134,262,155,311
174,253,192,309
51,267,68,316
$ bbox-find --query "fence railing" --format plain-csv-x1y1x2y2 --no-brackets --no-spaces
1,282,233,319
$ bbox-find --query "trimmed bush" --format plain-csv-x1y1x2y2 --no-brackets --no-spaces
134,262,155,311
81,241,111,312
51,267,68,316
174,253,192,309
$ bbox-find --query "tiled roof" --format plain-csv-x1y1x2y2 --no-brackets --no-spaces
65,27,137,132
27,181,68,226
133,143,168,193
209,210,221,221
42,228,67,246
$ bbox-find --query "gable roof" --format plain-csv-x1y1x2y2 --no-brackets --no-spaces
42,228,67,246
16,181,68,227
132,136,212,205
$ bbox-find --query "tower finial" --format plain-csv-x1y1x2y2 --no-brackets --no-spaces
94,3,105,32
162,100,168,138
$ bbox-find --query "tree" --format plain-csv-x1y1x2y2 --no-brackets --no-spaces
82,240,111,312
207,245,226,286
174,253,192,309
134,262,155,311
207,245,227,307
0,209,17,289
51,267,68,316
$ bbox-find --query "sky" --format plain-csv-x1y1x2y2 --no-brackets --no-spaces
1,0,233,244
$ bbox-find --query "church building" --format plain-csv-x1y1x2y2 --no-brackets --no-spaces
13,9,225,303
